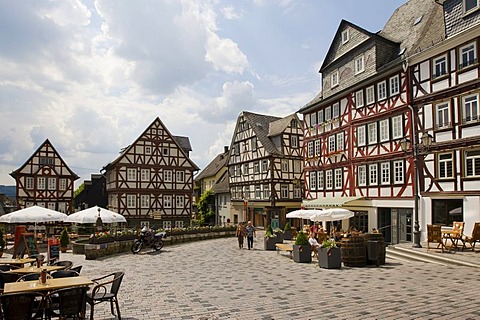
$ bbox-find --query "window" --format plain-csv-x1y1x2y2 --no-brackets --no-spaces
164,170,172,182
459,42,476,69
325,106,332,121
263,184,270,199
162,147,169,156
145,146,151,155
332,102,340,119
243,163,248,175
314,139,321,156
377,81,387,100
176,195,184,208
393,160,404,184
438,153,453,179
294,187,302,199
175,221,184,228
254,161,260,174
465,150,480,177
317,110,324,124
368,122,377,144
307,141,314,158
141,195,150,208
176,171,185,182
366,86,375,105
334,168,343,189
26,177,34,190
291,135,298,148
262,160,268,172
357,125,366,147
462,94,479,123
294,160,301,173
317,171,324,189
433,55,447,78
355,55,365,74
281,185,289,199
38,177,46,190
369,164,378,185
127,195,136,208
141,169,150,182
392,115,403,139
379,119,389,142
436,103,450,129
59,178,66,191
358,165,367,186
381,162,390,185
163,221,171,229
342,29,349,44
331,70,339,87
326,170,333,189
164,195,172,208
309,112,317,127
310,172,317,191
282,159,289,172
127,168,136,181
48,177,56,190
465,0,480,13
255,185,261,199
328,135,336,153
356,90,364,108
389,75,400,96
336,132,344,151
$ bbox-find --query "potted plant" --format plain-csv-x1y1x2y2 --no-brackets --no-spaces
60,228,70,253
0,228,5,257
283,222,292,240
317,239,341,269
292,231,311,263
264,225,277,251
273,227,284,243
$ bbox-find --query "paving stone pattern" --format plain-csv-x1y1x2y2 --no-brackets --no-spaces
55,235,480,320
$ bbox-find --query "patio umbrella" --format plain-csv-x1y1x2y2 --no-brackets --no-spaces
64,206,126,224
449,207,462,215
309,208,354,222
0,206,67,224
286,209,321,219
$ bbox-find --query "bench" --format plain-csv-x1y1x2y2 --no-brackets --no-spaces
275,243,293,258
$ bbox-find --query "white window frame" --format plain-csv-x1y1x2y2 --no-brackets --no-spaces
464,0,480,14
47,177,56,190
145,146,151,155
381,162,390,185
465,150,480,177
176,171,185,182
291,135,298,148
459,42,477,69
263,184,270,199
254,161,260,174
282,159,289,172
141,169,150,182
38,177,46,190
164,170,172,182
325,106,332,121
314,139,321,156
354,55,365,74
438,153,454,179
163,195,172,208
262,160,268,172
141,195,150,208
379,119,389,142
328,135,336,153
355,90,364,108
307,141,314,158
331,70,339,88
310,172,317,191
392,115,403,139
358,165,367,187
436,102,450,129
366,86,375,105
369,164,378,186
162,221,171,229
334,168,343,189
317,110,324,124
326,170,333,190
281,185,289,199
26,177,34,190
176,195,185,208
368,122,378,144
127,168,136,181
433,55,447,78
255,185,262,199
377,81,387,101
59,178,67,191
393,160,404,184
462,93,479,124
332,102,340,119
342,29,349,44
317,171,324,190
357,125,366,147
389,75,400,96
127,195,136,208
336,132,344,151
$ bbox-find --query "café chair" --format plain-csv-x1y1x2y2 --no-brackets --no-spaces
45,287,87,320
50,260,73,270
17,273,41,282
86,272,125,320
0,291,45,319
427,224,445,252
463,222,480,252
50,270,80,278
0,272,22,293
0,264,20,271
71,265,83,274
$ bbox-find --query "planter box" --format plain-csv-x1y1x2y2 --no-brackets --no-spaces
317,247,341,269
292,244,312,263
283,230,292,241
274,233,284,243
264,237,277,251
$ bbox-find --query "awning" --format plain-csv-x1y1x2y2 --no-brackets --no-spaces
302,196,364,208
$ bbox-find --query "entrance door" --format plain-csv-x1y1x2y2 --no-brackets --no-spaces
378,208,412,245
398,209,412,243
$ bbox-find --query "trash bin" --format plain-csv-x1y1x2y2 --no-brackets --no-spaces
367,240,380,267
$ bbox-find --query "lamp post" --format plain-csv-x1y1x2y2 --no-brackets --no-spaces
400,132,433,248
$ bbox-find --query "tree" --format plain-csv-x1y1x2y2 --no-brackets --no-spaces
197,190,215,225
74,183,85,198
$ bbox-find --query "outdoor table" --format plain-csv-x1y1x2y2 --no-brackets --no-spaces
442,229,462,250
0,258,36,267
8,265,65,274
3,275,93,294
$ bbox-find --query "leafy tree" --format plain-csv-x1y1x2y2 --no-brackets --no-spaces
197,190,215,224
74,183,85,198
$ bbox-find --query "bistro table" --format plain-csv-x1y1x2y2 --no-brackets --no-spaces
0,258,36,267
442,229,463,250
3,276,93,294
8,265,66,274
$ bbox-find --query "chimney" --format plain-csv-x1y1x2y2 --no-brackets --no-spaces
224,146,229,153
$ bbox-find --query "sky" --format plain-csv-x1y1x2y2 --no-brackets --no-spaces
0,0,407,188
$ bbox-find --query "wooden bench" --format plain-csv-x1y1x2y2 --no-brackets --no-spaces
275,243,293,258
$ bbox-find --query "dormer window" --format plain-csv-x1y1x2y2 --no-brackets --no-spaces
341,29,349,44
354,55,365,75
464,0,479,13
331,70,339,88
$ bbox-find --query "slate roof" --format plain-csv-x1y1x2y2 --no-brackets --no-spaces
173,136,192,153
241,111,283,156
195,150,229,181
268,114,298,137
211,170,230,194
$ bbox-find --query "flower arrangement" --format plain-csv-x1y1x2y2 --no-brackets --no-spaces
320,239,337,248
295,231,309,245
273,227,283,235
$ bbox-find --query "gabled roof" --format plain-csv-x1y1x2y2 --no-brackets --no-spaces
195,149,229,181
211,170,230,194
103,117,199,171
268,114,298,137
10,139,79,180
241,111,282,156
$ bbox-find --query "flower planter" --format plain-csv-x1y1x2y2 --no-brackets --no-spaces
317,247,341,269
89,237,115,244
264,237,277,251
292,244,312,263
274,233,284,244
283,230,292,241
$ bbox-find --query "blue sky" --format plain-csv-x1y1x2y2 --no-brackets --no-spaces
0,0,407,187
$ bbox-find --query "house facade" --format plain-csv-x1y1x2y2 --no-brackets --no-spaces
102,117,199,228
227,111,303,229
10,139,78,213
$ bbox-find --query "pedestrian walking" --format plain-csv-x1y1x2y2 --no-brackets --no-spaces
245,221,256,250
235,222,246,249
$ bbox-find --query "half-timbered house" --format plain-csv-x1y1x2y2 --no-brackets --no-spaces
10,139,79,213
102,117,199,228
228,111,303,229
408,0,480,238
299,0,444,244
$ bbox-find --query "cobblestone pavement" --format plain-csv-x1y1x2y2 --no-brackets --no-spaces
31,236,480,320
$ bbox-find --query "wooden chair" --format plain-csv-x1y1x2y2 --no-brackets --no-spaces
427,224,445,252
86,272,124,320
462,222,480,252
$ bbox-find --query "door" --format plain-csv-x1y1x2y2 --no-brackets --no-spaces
398,209,412,243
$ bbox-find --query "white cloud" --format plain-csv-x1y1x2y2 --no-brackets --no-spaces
222,6,243,20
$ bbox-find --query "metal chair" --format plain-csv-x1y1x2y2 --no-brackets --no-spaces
17,273,41,282
0,264,20,271
0,272,22,293
0,291,45,320
70,265,83,274
45,287,87,320
50,260,73,270
86,272,124,320
50,270,80,278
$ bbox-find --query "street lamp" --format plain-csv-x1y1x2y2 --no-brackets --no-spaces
400,132,433,248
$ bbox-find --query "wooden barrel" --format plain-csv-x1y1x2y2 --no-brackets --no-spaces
340,236,366,267
362,233,386,265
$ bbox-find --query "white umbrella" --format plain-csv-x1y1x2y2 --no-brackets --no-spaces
286,209,321,219
449,207,462,215
309,208,354,222
64,206,126,224
0,205,67,224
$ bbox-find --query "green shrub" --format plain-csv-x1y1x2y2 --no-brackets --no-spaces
295,231,309,245
284,222,291,232
60,228,70,247
265,224,274,238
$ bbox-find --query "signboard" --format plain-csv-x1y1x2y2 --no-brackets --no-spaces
48,238,60,262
